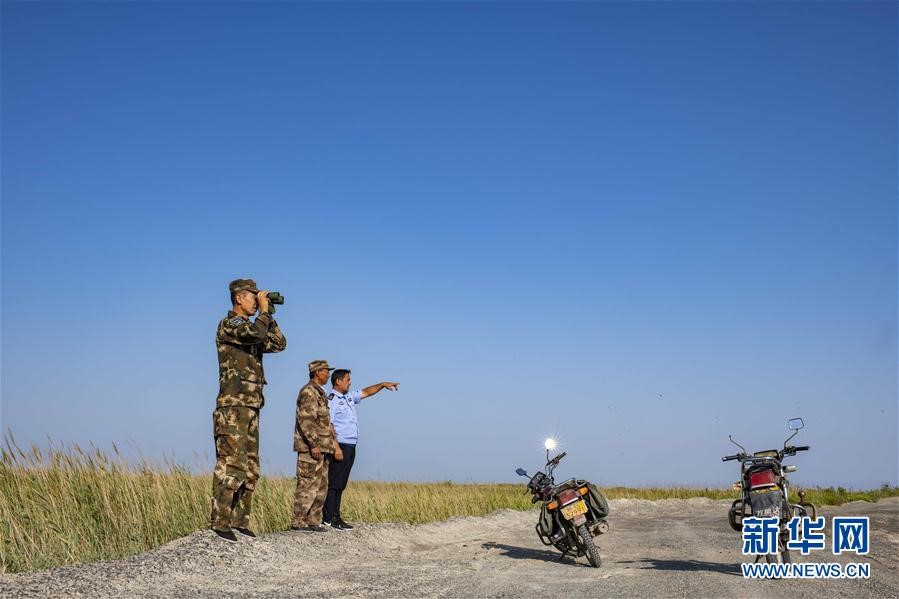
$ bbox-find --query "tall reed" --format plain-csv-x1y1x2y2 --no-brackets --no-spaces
1,437,895,574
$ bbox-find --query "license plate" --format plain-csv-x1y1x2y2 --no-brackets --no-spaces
560,499,587,520
754,505,781,518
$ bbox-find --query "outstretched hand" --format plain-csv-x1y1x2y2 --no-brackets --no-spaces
361,381,401,399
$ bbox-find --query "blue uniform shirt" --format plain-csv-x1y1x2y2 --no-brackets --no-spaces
328,389,363,445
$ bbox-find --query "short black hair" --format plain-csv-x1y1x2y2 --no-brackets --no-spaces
331,369,351,386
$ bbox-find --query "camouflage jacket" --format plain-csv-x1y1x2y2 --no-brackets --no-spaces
294,382,335,454
216,311,287,408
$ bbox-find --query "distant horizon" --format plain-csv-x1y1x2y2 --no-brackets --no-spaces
2,431,893,491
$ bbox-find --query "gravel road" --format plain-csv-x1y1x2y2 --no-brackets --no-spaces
2,497,896,598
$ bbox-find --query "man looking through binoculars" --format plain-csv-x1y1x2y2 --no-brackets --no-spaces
210,278,287,542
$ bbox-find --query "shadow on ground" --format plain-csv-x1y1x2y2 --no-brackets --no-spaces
617,558,741,576
481,542,593,567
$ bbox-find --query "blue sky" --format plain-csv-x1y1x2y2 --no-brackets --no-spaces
1,2,896,488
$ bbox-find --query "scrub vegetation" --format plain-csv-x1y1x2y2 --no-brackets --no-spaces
1,439,896,574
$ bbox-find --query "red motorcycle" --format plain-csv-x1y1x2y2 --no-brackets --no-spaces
722,418,817,564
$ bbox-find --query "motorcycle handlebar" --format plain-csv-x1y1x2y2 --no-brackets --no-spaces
546,451,568,466
722,446,808,462
547,451,567,465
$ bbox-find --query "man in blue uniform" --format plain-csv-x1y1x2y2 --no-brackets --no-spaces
324,369,399,530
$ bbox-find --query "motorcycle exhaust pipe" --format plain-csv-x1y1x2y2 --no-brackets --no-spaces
590,520,610,536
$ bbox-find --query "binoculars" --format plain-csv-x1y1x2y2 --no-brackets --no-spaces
266,292,285,314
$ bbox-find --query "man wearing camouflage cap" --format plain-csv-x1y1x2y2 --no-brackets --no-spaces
211,279,287,542
291,359,341,532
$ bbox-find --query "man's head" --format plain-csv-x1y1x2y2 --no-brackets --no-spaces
331,369,351,393
308,359,334,385
229,279,260,316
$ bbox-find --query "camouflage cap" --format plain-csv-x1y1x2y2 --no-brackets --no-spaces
308,359,334,374
229,278,260,294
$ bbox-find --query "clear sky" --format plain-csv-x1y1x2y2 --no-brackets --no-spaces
2,2,896,488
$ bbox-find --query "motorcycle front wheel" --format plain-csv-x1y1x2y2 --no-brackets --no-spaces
577,524,601,568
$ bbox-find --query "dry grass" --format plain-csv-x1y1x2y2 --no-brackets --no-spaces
1,438,895,574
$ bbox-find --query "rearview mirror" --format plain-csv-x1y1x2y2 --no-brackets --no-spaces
788,418,804,431
515,468,528,477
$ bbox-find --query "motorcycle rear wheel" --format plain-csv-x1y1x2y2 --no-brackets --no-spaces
762,540,791,578
764,550,792,565
577,524,601,568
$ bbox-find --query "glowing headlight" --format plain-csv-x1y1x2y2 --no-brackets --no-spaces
544,438,557,450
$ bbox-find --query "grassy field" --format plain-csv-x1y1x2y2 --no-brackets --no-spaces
1,440,896,574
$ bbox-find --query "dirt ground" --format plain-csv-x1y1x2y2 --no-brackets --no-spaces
2,497,896,598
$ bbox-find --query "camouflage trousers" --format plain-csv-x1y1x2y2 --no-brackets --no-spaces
210,406,260,531
291,452,328,528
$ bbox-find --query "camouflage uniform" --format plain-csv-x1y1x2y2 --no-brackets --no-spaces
292,361,336,528
211,280,286,532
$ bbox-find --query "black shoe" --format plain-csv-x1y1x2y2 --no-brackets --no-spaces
321,519,334,528
291,524,326,532
235,527,256,538
213,528,238,543
335,519,354,531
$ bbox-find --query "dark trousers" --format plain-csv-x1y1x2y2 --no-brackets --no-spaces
324,443,356,522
